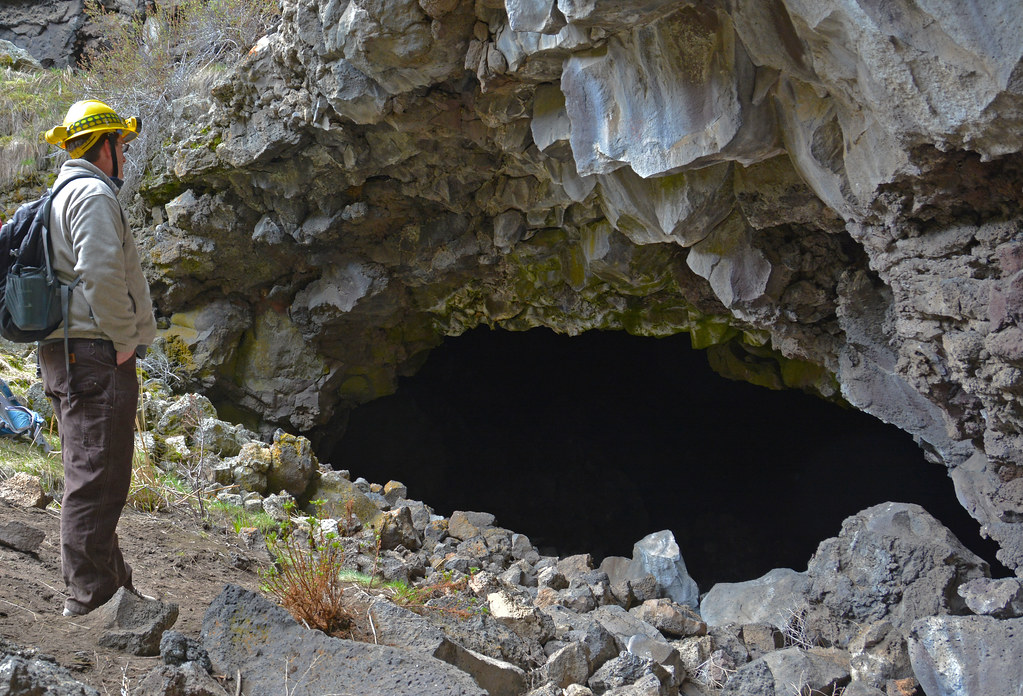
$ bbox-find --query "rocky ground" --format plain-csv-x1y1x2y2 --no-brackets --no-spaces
0,497,263,695
4,459,1023,696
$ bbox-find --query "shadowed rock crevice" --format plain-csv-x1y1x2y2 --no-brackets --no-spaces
325,327,1006,587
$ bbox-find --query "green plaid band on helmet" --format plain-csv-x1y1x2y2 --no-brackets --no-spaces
68,111,124,136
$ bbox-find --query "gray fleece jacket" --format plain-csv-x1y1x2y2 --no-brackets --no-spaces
45,160,157,353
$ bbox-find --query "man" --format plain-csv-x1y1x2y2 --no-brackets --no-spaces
42,100,158,617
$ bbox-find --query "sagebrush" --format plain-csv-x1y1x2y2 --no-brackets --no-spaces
79,0,279,198
260,502,352,636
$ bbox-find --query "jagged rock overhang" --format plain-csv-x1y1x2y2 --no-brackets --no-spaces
129,0,1023,575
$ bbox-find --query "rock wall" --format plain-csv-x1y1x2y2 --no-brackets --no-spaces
6,1,1023,574
0,0,147,68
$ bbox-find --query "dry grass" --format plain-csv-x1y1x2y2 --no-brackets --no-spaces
1,0,279,205
0,67,74,196
77,0,280,200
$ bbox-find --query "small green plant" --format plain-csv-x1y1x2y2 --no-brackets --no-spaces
208,498,276,535
0,438,63,496
260,500,352,637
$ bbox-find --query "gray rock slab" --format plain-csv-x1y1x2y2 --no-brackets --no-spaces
760,647,849,696
81,587,179,657
541,604,619,671
424,594,546,669
629,598,706,638
700,568,809,630
132,661,228,696
588,651,667,695
590,605,666,652
602,671,664,695
841,682,886,696
543,641,591,689
957,577,1023,618
721,657,775,696
0,520,45,554
448,511,496,540
0,638,99,696
908,614,1023,696
600,555,660,608
527,682,564,696
201,585,487,696
737,623,783,660
624,633,684,681
369,598,526,696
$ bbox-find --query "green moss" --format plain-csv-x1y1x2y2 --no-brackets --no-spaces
688,315,739,349
160,333,197,375
338,368,395,402
705,337,842,402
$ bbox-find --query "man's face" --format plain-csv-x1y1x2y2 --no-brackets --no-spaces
95,131,128,179
113,133,128,170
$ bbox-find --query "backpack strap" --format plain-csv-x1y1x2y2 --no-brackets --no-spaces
61,276,82,378
42,173,99,383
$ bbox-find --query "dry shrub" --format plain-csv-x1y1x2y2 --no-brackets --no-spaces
77,0,280,198
261,511,352,636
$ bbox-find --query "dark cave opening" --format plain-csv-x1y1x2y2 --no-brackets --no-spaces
322,326,1007,590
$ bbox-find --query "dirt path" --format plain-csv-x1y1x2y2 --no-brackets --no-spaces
0,499,264,695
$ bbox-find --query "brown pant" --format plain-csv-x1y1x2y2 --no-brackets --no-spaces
40,338,138,614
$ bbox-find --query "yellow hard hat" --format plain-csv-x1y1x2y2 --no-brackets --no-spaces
44,99,141,159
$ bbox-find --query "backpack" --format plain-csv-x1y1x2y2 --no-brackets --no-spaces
0,377,48,451
0,173,96,342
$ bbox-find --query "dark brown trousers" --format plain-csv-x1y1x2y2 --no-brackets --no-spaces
40,338,138,614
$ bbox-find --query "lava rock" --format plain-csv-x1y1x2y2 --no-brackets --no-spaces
956,577,1023,618
85,588,180,657
629,598,707,638
908,615,1023,696
630,531,700,610
700,568,809,630
448,511,496,541
0,520,45,554
804,502,990,647
201,585,487,696
0,473,51,509
159,630,213,673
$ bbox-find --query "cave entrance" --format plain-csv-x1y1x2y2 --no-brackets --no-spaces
322,326,1004,588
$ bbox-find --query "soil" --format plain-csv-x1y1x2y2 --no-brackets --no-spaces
0,498,265,695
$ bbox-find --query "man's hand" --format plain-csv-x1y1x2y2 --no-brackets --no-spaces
116,350,134,365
